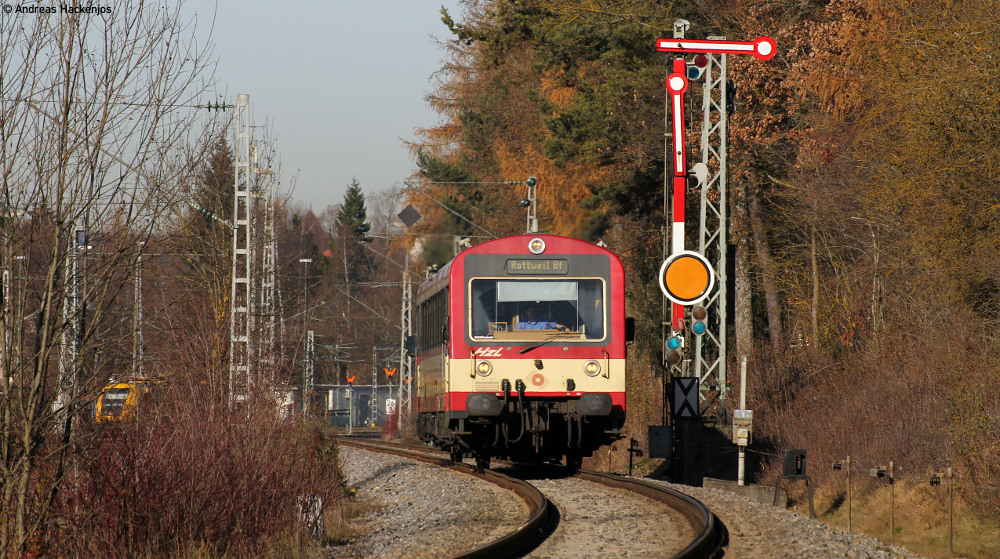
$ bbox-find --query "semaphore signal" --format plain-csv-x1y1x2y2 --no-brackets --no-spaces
656,36,777,61
655,26,776,331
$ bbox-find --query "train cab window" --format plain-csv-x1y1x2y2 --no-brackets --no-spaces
101,388,130,416
469,279,605,341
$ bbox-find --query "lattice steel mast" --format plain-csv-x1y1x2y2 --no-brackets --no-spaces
258,160,277,376
133,246,145,379
230,94,253,405
57,227,86,420
694,46,729,417
398,250,412,429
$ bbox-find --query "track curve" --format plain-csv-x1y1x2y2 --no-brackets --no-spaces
574,469,722,559
341,438,723,559
341,439,551,558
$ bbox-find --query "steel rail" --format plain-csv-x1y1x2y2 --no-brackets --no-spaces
340,439,551,559
342,438,722,559
575,469,723,559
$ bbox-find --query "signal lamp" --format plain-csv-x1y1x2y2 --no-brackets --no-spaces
476,360,493,376
665,350,682,365
665,336,683,365
528,238,546,254
520,198,531,207
692,306,708,335
526,176,537,187
686,55,708,80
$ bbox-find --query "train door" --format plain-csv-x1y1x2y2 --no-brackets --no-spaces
443,315,450,417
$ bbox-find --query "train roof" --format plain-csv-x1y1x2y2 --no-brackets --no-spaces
414,234,620,300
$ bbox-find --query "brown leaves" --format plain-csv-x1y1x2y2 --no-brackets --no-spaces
496,141,620,237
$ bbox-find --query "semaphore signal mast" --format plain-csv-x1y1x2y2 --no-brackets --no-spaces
656,20,776,419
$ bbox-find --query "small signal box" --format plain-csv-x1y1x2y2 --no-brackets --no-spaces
733,409,753,446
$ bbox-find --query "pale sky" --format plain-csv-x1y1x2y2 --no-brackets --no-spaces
184,0,463,212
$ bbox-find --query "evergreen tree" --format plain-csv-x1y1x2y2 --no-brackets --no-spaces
333,177,373,283
181,135,235,396
181,136,235,270
199,137,235,219
336,178,371,244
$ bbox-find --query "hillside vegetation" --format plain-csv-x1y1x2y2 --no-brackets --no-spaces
409,0,1000,529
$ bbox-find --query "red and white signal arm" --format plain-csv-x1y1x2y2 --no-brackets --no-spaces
658,250,715,305
655,36,777,61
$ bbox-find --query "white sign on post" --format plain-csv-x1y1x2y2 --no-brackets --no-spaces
386,398,397,416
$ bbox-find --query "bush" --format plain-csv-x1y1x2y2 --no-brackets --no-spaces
47,383,342,558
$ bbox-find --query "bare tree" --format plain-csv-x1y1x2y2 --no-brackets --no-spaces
0,3,216,555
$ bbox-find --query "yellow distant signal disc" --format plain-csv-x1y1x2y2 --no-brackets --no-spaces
659,251,715,305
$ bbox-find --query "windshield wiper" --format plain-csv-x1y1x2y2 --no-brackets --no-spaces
519,333,564,355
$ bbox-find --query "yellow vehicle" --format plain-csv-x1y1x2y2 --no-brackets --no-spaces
95,380,160,423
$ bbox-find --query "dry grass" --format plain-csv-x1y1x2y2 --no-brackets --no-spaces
786,477,1000,559
323,495,383,547
740,307,1000,559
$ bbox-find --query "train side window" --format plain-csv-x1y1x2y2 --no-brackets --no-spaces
417,288,449,352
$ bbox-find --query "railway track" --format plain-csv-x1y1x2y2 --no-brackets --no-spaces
340,438,723,559
341,438,550,558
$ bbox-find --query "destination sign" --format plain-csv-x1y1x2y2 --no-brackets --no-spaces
506,259,568,274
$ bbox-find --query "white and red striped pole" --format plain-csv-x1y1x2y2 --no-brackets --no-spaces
666,58,689,331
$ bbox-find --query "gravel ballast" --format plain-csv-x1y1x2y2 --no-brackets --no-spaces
646,480,931,559
329,447,528,558
521,477,694,558
330,445,932,558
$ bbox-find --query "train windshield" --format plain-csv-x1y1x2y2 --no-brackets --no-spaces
101,388,130,416
469,278,606,341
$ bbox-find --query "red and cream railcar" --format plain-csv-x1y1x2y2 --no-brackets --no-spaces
414,235,631,469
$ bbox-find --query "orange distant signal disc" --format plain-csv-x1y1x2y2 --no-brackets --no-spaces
659,251,715,305
666,256,709,298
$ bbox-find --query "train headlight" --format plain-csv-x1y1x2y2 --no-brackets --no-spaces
528,238,546,254
476,360,493,376
584,360,601,377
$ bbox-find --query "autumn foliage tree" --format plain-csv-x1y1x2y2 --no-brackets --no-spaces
414,0,1000,520
707,0,1000,517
